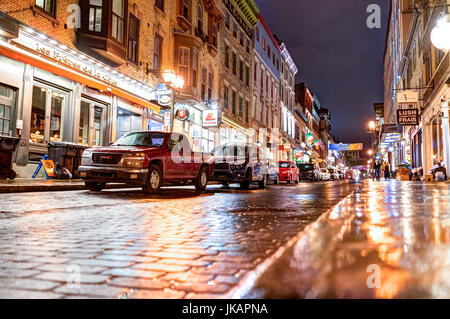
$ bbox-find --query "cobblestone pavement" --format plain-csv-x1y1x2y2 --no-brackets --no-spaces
247,180,450,299
0,181,355,299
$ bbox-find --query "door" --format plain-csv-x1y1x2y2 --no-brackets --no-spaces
0,84,16,137
79,99,107,146
166,133,190,180
30,84,67,145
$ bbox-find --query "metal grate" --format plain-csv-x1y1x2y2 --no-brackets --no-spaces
92,153,122,164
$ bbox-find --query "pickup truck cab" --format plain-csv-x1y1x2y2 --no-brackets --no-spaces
79,131,214,193
211,143,268,189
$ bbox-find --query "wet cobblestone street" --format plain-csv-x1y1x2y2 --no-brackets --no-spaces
0,181,354,298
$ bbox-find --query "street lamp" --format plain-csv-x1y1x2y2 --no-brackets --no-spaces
431,5,450,51
368,120,376,131
367,149,374,156
162,70,184,131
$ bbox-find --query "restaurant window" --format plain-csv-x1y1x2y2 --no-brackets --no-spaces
153,34,163,72
192,49,198,88
35,0,56,17
201,67,207,101
232,90,236,115
127,14,139,63
30,84,66,144
223,85,229,110
88,0,102,32
224,44,229,68
178,47,190,85
0,84,16,137
155,0,164,11
111,0,125,43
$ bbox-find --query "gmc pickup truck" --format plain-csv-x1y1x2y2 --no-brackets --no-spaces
79,131,215,193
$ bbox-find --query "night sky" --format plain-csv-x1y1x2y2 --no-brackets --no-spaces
255,0,389,148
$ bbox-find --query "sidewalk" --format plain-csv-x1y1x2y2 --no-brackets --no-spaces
240,180,450,299
0,178,86,193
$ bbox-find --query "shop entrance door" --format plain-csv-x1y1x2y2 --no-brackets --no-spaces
79,99,107,146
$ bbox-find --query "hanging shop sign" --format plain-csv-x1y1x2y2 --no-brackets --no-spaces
329,143,363,151
397,108,419,126
381,124,402,134
175,106,190,121
203,110,219,127
385,133,401,142
163,111,171,126
396,90,418,106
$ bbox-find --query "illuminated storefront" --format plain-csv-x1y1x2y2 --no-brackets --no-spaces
0,23,161,176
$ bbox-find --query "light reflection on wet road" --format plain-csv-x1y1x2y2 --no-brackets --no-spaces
0,181,354,298
248,180,450,299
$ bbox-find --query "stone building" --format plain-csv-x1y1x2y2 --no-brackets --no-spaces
217,0,259,145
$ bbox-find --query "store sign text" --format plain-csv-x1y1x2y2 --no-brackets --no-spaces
397,108,418,126
36,45,118,86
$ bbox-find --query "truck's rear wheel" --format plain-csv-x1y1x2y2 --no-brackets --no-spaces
194,166,208,192
85,182,106,192
142,164,162,194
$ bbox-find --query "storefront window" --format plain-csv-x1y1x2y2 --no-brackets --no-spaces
50,92,63,142
0,84,15,136
94,106,103,146
117,107,142,139
30,86,47,144
79,101,90,145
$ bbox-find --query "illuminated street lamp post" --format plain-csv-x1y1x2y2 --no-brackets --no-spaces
162,70,185,132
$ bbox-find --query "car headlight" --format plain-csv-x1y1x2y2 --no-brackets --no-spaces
123,153,145,168
81,150,92,165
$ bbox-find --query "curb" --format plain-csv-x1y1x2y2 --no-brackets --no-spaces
226,190,356,299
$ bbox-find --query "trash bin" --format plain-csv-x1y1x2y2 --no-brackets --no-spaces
0,135,20,180
47,142,79,179
72,144,89,178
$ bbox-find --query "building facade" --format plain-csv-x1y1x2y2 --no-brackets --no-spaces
217,0,258,146
383,0,449,176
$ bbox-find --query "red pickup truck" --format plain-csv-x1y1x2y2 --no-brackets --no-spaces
79,131,214,193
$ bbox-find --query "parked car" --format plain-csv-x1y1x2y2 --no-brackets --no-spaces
279,161,299,183
298,163,319,182
79,131,215,193
211,143,268,189
328,168,340,180
319,168,331,181
267,160,280,184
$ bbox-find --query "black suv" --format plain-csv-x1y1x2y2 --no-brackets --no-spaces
298,163,319,182
211,143,269,189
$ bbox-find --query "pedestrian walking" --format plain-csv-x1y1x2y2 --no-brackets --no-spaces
384,163,391,180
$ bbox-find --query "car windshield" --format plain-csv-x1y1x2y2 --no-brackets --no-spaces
279,162,290,168
213,145,247,157
298,164,314,171
113,132,165,147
